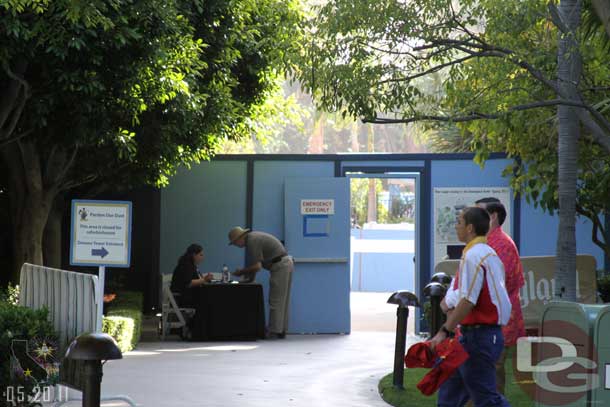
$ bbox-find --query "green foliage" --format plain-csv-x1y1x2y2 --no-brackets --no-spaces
0,0,306,192
0,0,307,280
350,178,382,226
0,283,19,306
598,273,610,302
295,0,610,256
102,291,143,353
0,301,58,407
102,315,136,354
111,290,143,311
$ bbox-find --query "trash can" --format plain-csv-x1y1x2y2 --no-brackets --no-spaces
591,306,610,405
533,302,610,407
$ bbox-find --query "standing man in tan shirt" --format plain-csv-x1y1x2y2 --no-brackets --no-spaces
229,226,294,339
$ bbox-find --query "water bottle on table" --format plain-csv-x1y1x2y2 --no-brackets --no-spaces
222,264,229,283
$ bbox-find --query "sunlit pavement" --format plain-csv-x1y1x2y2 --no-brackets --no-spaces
97,332,420,407
350,291,417,333
58,292,421,406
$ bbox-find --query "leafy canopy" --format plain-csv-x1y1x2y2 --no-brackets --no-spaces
1,0,306,189
292,0,610,256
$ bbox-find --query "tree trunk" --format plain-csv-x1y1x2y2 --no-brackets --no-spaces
367,179,377,223
1,140,56,283
13,200,49,279
350,122,360,152
366,124,377,223
43,194,66,269
555,0,582,301
308,111,325,153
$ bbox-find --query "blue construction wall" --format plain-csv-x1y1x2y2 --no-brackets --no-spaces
160,161,248,277
430,158,604,272
520,199,604,268
159,154,606,334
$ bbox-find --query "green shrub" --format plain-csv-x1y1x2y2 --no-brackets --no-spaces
0,283,19,306
102,316,135,353
102,291,143,353
598,273,610,303
0,301,59,407
111,291,143,310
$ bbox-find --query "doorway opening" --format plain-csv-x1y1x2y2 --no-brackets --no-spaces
347,173,418,333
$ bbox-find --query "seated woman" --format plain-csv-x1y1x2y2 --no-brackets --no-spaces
170,243,212,307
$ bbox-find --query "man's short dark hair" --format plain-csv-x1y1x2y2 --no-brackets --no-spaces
485,201,507,226
475,197,500,205
462,207,490,236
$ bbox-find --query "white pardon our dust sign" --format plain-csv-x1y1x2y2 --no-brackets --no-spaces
301,199,334,215
70,200,132,267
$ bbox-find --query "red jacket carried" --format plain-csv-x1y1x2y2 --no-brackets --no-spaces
404,338,469,396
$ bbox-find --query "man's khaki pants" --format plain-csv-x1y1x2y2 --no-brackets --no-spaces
268,257,294,334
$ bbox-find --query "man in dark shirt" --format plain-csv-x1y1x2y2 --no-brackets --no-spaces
229,226,293,339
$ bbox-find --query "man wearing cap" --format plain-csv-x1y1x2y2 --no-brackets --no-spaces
430,207,512,407
228,226,293,339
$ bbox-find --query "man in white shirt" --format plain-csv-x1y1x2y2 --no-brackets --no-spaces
430,207,512,407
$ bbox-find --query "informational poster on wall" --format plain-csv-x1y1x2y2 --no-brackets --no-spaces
433,187,512,266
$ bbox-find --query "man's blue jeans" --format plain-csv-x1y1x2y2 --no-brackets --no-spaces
438,325,510,407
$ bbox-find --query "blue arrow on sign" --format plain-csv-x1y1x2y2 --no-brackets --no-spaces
91,247,109,258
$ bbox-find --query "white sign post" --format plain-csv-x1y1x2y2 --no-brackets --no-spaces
70,200,132,332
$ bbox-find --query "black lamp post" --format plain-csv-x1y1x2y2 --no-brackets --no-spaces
64,333,122,407
431,272,452,287
387,291,420,389
424,272,452,337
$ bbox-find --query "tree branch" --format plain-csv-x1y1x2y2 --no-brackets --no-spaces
576,204,610,258
592,0,610,40
0,129,32,149
60,174,99,192
0,61,30,140
357,40,419,56
58,147,79,183
377,53,480,85
363,99,585,124
44,145,59,179
548,3,570,34
575,108,610,152
413,38,561,95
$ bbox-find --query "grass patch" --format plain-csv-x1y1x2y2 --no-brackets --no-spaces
379,352,535,407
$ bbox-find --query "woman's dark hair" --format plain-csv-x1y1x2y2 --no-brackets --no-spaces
475,197,507,226
462,207,490,236
177,243,203,269
485,202,507,226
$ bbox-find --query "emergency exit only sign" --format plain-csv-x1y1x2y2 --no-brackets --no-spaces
70,200,132,267
301,199,335,214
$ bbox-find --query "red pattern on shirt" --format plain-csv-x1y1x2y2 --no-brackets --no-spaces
461,265,499,325
487,227,525,345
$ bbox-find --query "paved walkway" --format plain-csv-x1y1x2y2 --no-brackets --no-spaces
56,292,421,406
98,332,420,407
351,292,416,333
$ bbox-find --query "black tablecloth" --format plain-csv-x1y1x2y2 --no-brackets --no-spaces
190,282,265,341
